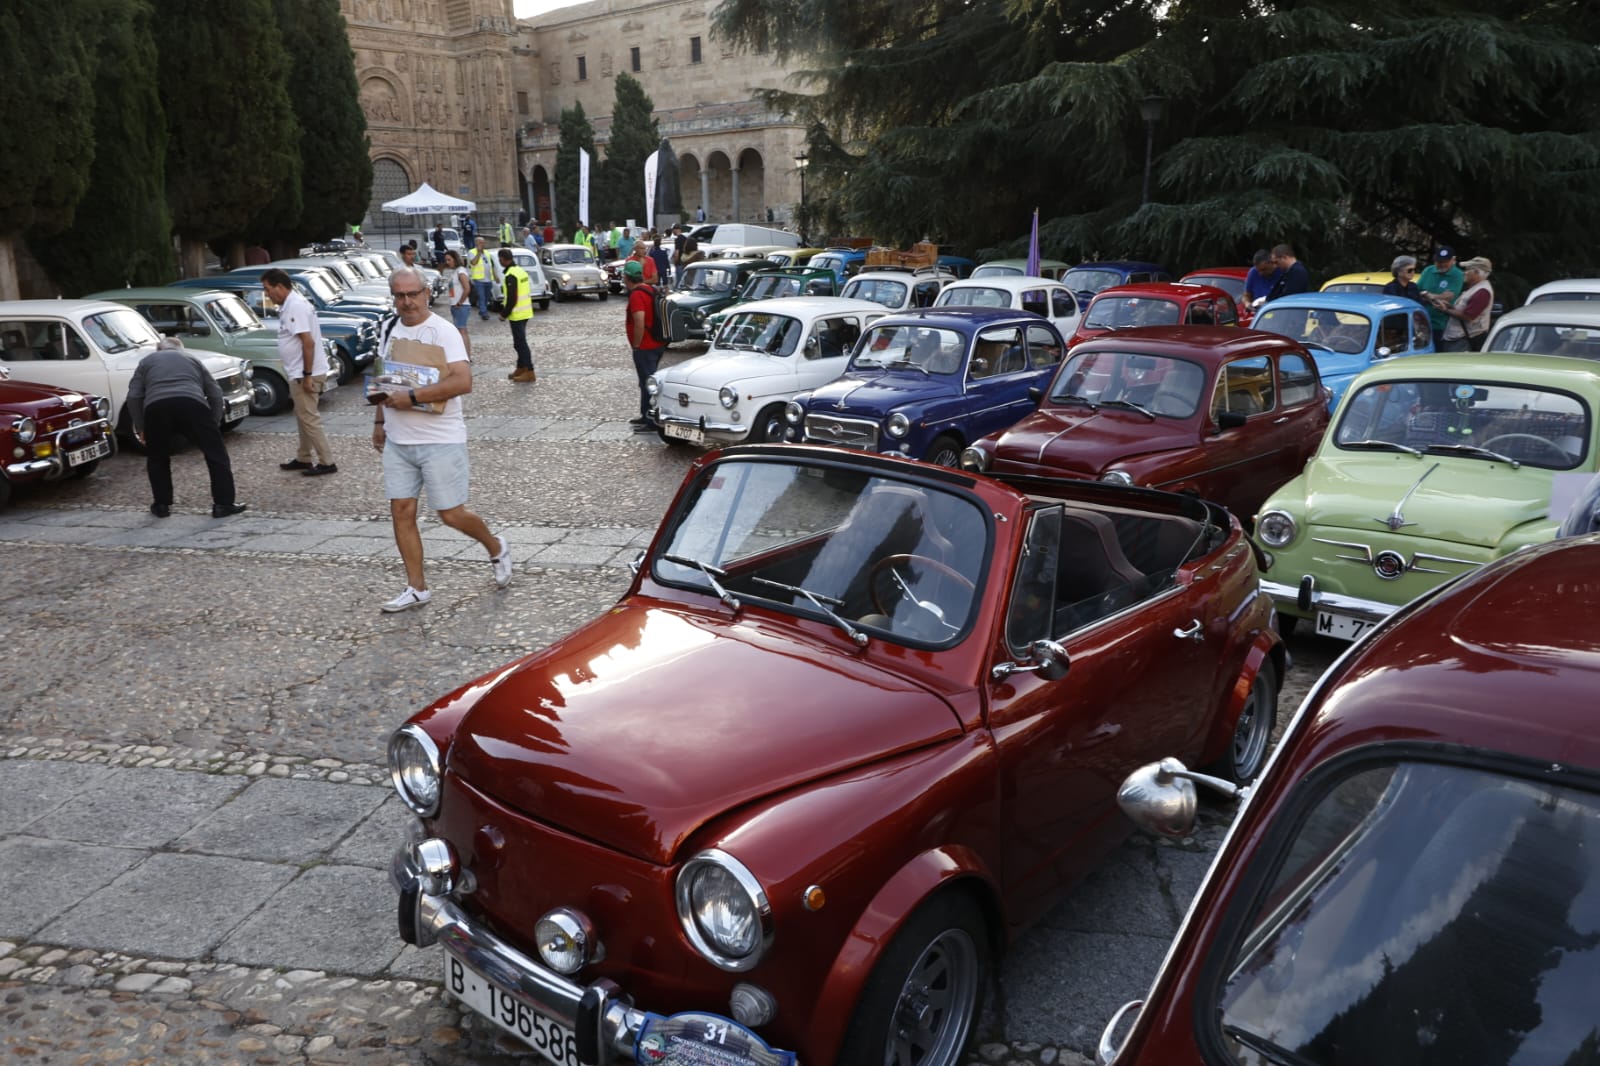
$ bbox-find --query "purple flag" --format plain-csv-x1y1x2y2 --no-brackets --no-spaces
1026,208,1041,277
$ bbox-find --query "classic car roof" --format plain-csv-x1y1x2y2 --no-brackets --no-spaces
940,277,1070,295
89,286,237,302
1261,292,1419,315
719,297,887,319
1320,271,1390,289
542,243,593,252
1300,537,1600,768
1088,282,1232,302
975,258,1071,271
869,307,1052,331
1069,326,1305,363
1069,260,1165,271
1527,278,1600,300
0,299,144,319
1488,304,1600,330
1349,351,1600,389
1182,267,1250,280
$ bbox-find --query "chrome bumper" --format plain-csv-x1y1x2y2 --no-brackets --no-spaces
392,849,647,1063
5,457,61,477
652,412,749,440
1260,578,1397,624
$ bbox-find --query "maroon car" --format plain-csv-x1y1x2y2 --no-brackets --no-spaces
1179,268,1253,326
0,366,114,508
961,328,1329,521
1070,283,1241,347
1104,536,1600,1066
386,444,1281,1066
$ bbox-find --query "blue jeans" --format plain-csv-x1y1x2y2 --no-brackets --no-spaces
632,347,660,420
473,280,492,317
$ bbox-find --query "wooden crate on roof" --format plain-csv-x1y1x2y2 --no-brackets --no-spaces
864,242,939,269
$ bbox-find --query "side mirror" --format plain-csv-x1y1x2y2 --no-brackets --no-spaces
1027,386,1044,404
1117,757,1244,838
804,336,820,355
1216,410,1247,431
991,639,1070,682
1374,345,1392,358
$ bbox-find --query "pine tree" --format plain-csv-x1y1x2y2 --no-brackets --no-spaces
597,74,661,225
0,0,97,298
155,0,300,275
29,0,175,294
554,103,597,234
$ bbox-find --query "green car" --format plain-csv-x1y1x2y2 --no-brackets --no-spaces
89,286,336,415
664,258,773,344
1255,352,1600,641
700,266,838,337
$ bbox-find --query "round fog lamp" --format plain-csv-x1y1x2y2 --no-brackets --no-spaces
535,908,596,975
729,983,777,1027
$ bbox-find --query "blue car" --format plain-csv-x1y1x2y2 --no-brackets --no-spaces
1060,260,1171,312
1251,292,1434,409
786,308,1065,466
807,247,869,287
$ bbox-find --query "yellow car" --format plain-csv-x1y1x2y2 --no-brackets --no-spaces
764,247,824,268
1320,271,1389,294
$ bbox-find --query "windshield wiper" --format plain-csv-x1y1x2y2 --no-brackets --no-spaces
1340,439,1422,456
750,576,868,647
884,358,928,374
1100,398,1156,420
1053,393,1098,408
1223,1025,1317,1066
1424,442,1519,468
661,553,741,612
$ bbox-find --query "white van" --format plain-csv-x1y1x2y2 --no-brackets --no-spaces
692,223,800,256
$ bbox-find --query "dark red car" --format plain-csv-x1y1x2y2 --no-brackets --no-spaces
386,444,1281,1066
1179,268,1253,325
1104,535,1600,1066
961,328,1329,521
0,366,114,508
1070,283,1240,347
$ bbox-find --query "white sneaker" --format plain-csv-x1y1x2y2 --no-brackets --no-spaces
381,586,432,613
491,536,513,589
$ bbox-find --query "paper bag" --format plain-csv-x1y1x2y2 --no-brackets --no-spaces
365,337,448,413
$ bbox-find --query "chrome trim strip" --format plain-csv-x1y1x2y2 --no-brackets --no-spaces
1260,579,1396,624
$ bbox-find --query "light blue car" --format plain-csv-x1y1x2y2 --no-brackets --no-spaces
1252,292,1435,409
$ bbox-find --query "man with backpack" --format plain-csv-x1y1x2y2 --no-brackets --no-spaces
623,259,667,431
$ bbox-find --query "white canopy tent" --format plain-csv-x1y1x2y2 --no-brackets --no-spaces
381,182,476,215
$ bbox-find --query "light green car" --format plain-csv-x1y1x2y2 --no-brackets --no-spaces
1254,352,1600,641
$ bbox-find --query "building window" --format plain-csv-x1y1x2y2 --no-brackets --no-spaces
577,55,587,81
630,46,641,72
516,91,529,115
690,36,702,64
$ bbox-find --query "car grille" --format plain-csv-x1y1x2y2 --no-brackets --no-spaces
804,413,880,450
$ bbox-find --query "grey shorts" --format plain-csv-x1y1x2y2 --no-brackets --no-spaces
382,441,470,510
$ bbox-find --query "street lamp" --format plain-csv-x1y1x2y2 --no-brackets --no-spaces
1139,95,1167,205
794,150,809,244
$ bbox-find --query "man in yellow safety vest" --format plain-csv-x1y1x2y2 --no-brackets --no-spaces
498,218,513,245
467,237,500,320
497,248,536,383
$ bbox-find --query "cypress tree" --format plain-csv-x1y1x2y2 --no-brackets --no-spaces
0,0,96,298
30,0,175,294
598,74,661,224
155,0,300,275
554,103,597,234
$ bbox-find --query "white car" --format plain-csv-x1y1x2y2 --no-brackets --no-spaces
840,268,954,312
1483,303,1600,362
647,297,887,446
1525,278,1600,304
539,244,609,301
932,275,1081,334
506,248,554,311
0,301,255,440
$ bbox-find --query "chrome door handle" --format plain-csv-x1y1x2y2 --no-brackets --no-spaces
1273,416,1290,424
1173,619,1204,642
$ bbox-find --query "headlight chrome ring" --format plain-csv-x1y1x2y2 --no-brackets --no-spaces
13,417,36,445
675,849,772,972
388,724,443,816
1100,470,1134,486
886,412,911,439
959,446,989,472
784,401,803,425
719,386,738,410
1257,509,1298,548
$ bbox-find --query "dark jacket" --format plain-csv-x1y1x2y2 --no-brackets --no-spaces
126,348,224,432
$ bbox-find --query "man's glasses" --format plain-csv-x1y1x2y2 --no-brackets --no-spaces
392,289,427,300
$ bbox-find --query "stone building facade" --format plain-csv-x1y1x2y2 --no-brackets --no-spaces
513,0,807,231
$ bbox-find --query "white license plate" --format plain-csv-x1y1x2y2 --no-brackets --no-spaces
1315,610,1374,642
67,439,110,467
227,401,249,420
662,422,704,444
444,952,577,1064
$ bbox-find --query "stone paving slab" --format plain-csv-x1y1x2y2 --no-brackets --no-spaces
0,838,145,939
175,778,387,863
216,865,403,974
26,766,247,848
0,761,115,834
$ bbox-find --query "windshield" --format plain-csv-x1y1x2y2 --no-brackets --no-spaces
1336,379,1590,469
1256,306,1373,354
712,312,802,356
1185,275,1246,301
204,294,261,333
1218,760,1600,1066
936,286,1011,309
1062,268,1122,293
1322,281,1383,294
550,247,595,265
842,278,909,308
82,309,161,353
971,264,1022,278
742,274,804,300
1084,296,1181,330
1489,323,1600,360
1052,351,1204,417
850,324,967,374
348,258,382,281
810,255,845,274
682,266,738,294
655,459,987,646
303,273,339,302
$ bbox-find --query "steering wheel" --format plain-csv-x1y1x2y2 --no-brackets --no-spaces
868,554,976,624
1482,433,1572,463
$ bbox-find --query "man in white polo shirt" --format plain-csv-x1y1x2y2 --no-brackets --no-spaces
262,268,336,477
370,267,512,612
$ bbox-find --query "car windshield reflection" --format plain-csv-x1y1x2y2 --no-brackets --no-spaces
850,324,966,374
842,279,909,308
1335,380,1589,469
1051,351,1204,418
1257,307,1374,355
1085,296,1180,330
713,313,802,356
655,459,987,646
937,287,1010,309
683,267,737,294
1490,324,1600,360
83,309,161,353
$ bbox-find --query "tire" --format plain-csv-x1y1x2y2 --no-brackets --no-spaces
538,299,550,311
838,891,989,1066
552,282,565,302
330,350,356,386
116,406,145,453
750,403,788,444
925,434,962,468
250,372,290,416
1208,659,1278,784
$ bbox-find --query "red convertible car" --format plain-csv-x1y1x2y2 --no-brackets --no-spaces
1070,283,1241,347
961,328,1329,521
387,444,1282,1066
1103,535,1600,1066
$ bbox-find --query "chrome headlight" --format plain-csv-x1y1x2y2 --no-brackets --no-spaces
239,358,254,380
785,401,804,425
535,908,599,975
1257,510,1298,548
676,850,772,971
12,417,36,444
960,445,990,472
559,272,572,283
91,396,111,420
885,412,911,439
1100,470,1134,486
387,725,442,816
719,386,738,410
645,376,661,397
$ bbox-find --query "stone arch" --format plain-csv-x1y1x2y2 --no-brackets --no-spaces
529,164,553,225
366,156,412,230
702,149,733,221
358,70,410,127
736,147,766,223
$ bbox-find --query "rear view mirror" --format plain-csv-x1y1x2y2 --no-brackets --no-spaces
1028,386,1044,404
1117,758,1244,838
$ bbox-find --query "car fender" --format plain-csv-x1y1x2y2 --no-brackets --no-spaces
806,845,1001,1064
1197,619,1284,769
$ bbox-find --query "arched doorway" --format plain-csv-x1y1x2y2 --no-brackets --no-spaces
736,148,766,223
530,165,553,226
366,157,412,239
704,150,732,221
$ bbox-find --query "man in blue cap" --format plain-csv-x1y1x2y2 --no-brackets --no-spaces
1417,247,1464,338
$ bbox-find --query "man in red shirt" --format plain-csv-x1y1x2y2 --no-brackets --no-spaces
624,259,665,431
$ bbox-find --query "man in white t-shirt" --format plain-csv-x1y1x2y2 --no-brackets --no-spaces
371,267,513,612
263,269,336,476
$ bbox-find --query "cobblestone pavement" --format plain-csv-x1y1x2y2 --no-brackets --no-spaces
0,295,1339,1064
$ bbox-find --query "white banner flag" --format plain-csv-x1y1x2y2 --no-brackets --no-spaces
578,149,591,229
643,150,660,233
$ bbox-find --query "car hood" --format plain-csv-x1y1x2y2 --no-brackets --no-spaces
808,372,955,413
0,380,95,415
989,406,1191,472
446,603,964,864
658,350,792,389
1296,453,1555,548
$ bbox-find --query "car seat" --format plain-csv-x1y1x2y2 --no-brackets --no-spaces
1148,362,1204,417
2,330,32,361
1053,509,1150,632
801,483,956,619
